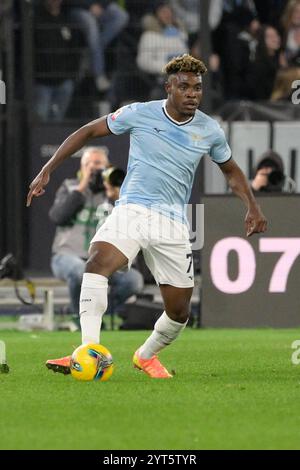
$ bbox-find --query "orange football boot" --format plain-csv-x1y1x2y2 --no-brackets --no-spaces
46,355,71,375
133,349,173,378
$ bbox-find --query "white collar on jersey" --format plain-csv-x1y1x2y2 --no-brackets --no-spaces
162,99,194,126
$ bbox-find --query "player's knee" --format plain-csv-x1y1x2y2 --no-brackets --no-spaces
85,251,111,277
166,306,190,324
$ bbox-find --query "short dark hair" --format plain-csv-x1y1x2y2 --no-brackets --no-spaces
163,54,207,76
256,151,284,173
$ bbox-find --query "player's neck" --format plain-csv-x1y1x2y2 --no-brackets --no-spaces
165,101,193,123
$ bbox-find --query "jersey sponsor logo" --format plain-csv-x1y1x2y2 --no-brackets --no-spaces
111,107,124,121
154,128,167,133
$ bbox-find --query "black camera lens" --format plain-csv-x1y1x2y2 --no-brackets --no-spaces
268,170,284,187
261,170,285,192
0,254,22,280
88,169,105,194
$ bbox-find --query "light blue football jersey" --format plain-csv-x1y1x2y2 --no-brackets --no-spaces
107,99,231,223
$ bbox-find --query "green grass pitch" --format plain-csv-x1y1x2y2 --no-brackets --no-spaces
0,328,300,450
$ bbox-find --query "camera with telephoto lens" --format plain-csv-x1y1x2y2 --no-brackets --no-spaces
88,169,105,194
255,154,286,193
0,253,23,280
261,169,285,193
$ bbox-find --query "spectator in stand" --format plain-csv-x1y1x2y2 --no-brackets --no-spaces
247,25,285,100
66,1,129,92
34,0,84,121
227,7,261,99
281,0,300,66
253,0,288,30
170,0,223,49
215,0,258,46
107,0,153,107
136,1,188,100
214,1,260,98
221,0,258,21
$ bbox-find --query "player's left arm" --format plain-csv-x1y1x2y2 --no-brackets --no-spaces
218,158,267,237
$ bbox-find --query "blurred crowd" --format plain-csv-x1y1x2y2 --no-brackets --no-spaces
29,0,300,120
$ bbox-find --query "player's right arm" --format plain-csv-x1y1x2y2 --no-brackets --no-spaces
26,116,110,206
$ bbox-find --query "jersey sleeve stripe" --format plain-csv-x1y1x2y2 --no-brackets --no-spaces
106,115,117,135
213,155,232,165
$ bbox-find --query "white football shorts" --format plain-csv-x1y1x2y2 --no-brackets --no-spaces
91,203,194,288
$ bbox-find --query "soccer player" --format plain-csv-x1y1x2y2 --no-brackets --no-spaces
27,54,267,378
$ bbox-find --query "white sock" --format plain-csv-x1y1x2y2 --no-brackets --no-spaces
79,273,108,344
138,311,188,359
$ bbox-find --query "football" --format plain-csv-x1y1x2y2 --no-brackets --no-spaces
70,343,114,382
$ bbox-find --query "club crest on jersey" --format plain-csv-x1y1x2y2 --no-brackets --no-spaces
111,107,124,121
190,133,202,142
190,133,203,147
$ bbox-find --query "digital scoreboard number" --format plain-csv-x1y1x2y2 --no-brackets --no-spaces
210,237,300,294
201,196,300,328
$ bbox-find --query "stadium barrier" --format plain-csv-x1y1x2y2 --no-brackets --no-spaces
0,277,71,331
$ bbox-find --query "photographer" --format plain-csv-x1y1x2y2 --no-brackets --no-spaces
49,147,110,313
251,151,296,193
